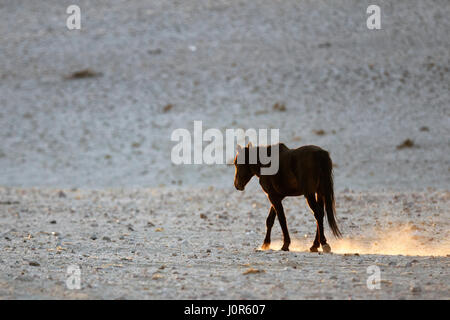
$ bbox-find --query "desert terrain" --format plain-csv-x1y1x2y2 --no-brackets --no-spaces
0,0,449,299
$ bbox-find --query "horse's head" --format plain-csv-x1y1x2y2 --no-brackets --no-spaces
234,143,256,191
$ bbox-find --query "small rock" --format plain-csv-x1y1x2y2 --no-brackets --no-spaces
102,236,111,242
121,257,133,261
200,213,207,219
152,274,163,280
273,102,286,112
66,69,102,80
318,42,332,48
58,190,66,198
410,284,422,293
29,261,40,267
314,129,326,136
243,268,265,275
90,235,97,240
50,220,57,224
396,139,415,149
162,104,173,112
148,48,162,55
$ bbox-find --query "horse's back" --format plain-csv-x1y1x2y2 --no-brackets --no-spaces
292,144,326,154
288,145,330,194
262,144,331,196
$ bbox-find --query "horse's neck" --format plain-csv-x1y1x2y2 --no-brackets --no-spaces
258,143,286,158
278,143,288,151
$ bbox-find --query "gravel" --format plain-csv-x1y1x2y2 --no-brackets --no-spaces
0,0,448,299
0,187,448,299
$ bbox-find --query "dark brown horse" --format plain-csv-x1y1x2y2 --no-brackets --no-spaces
234,143,342,252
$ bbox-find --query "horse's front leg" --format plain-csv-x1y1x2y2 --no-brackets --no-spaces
261,206,276,250
269,196,290,251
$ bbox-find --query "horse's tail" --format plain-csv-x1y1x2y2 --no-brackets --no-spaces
318,151,342,238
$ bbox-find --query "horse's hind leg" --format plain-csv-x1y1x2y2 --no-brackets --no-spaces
306,195,321,252
306,194,330,253
262,207,276,250
316,195,331,253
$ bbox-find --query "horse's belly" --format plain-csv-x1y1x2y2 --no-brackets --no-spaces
286,190,303,197
277,176,304,196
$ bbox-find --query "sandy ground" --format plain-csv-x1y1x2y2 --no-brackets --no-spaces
0,1,449,299
0,187,448,299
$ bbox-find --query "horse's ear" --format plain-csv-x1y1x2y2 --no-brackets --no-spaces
247,142,253,148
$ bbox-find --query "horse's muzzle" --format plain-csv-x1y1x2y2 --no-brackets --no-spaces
235,183,244,191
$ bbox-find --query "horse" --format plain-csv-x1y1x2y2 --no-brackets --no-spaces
233,142,342,252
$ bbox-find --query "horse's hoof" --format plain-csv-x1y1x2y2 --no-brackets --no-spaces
322,243,331,253
261,242,270,250
281,245,290,251
310,246,319,252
